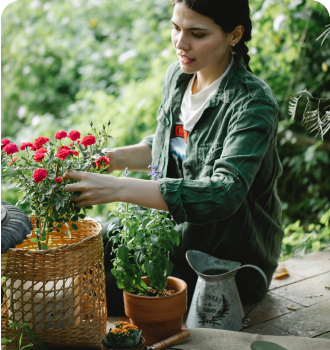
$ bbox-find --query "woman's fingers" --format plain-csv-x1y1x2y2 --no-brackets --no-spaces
63,170,83,181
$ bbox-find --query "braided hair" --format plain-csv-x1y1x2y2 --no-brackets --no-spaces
172,0,253,73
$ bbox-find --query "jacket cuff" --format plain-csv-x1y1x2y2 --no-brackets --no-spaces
158,178,187,225
139,134,154,150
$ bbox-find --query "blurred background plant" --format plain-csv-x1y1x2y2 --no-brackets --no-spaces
1,0,329,258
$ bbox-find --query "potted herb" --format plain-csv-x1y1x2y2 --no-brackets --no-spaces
101,321,144,350
1,122,112,348
108,165,187,345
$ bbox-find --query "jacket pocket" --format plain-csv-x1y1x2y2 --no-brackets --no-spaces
156,104,170,127
199,143,223,164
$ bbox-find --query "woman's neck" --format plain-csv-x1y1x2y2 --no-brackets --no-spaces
192,53,232,95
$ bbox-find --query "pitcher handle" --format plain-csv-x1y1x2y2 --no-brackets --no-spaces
238,264,268,328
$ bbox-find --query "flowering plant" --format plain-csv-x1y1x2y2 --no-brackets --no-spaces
102,321,142,349
1,122,113,250
108,163,180,294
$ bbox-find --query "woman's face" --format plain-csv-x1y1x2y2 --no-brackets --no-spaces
171,2,232,76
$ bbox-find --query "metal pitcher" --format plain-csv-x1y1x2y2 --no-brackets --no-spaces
185,250,268,331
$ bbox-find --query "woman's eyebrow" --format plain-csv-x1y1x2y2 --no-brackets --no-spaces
170,19,209,31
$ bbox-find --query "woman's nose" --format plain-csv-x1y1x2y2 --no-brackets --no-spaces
175,32,190,51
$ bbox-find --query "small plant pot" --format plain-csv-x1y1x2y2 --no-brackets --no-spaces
100,336,145,350
123,277,187,345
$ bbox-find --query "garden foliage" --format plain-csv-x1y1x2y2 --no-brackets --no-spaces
1,0,330,257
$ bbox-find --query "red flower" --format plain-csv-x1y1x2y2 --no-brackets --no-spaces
68,130,81,141
54,177,63,183
33,168,47,183
81,135,96,147
1,139,11,146
3,143,19,155
56,149,70,160
95,156,110,168
19,142,34,151
34,148,47,162
54,130,67,140
69,150,79,156
9,157,18,165
33,137,49,150
58,145,70,151
70,139,81,146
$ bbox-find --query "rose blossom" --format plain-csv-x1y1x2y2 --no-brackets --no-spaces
69,150,79,156
19,142,34,151
81,135,96,147
1,139,10,146
32,136,49,150
9,157,18,165
58,145,70,151
54,130,67,140
33,168,47,183
34,148,47,162
95,156,110,168
68,130,81,141
3,143,19,155
70,139,80,146
56,149,70,160
54,177,63,183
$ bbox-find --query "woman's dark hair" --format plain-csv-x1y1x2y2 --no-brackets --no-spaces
172,0,253,73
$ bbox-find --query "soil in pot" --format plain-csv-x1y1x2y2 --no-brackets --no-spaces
123,277,187,345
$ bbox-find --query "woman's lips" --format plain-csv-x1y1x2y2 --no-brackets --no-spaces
179,54,195,65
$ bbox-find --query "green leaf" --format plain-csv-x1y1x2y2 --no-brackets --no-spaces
24,325,35,342
1,339,11,343
144,260,154,275
9,322,18,328
78,214,85,219
71,223,78,230
24,210,33,215
165,260,174,277
102,335,113,348
41,244,48,250
31,238,39,243
117,245,129,263
149,235,159,246
116,280,125,289
124,270,134,291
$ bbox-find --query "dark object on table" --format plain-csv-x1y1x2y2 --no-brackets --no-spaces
1,200,33,317
251,341,288,350
1,200,32,253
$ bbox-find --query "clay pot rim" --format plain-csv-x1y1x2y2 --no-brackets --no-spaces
123,276,187,300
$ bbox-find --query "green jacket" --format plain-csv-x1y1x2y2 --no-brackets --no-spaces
141,55,284,296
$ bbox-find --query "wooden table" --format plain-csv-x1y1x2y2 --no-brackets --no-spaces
108,251,330,340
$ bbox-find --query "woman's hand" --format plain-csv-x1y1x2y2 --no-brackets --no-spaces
63,170,121,207
63,169,169,211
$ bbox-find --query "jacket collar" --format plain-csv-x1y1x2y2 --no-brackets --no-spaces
174,53,250,105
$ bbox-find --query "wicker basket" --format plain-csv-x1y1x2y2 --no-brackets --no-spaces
100,337,146,350
1,216,107,348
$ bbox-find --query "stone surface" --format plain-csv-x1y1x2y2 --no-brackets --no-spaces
243,292,304,327
270,272,330,307
266,300,330,337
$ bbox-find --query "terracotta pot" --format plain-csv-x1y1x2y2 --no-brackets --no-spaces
123,277,187,345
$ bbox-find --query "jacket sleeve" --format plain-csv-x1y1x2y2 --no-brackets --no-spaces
139,134,154,149
158,96,278,225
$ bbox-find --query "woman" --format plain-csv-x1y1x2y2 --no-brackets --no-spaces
64,0,283,314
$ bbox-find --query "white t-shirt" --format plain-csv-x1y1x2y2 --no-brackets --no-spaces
170,57,234,160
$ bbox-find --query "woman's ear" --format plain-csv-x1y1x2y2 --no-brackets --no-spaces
231,25,244,46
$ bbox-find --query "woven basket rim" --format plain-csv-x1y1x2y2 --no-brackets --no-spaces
6,215,103,254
